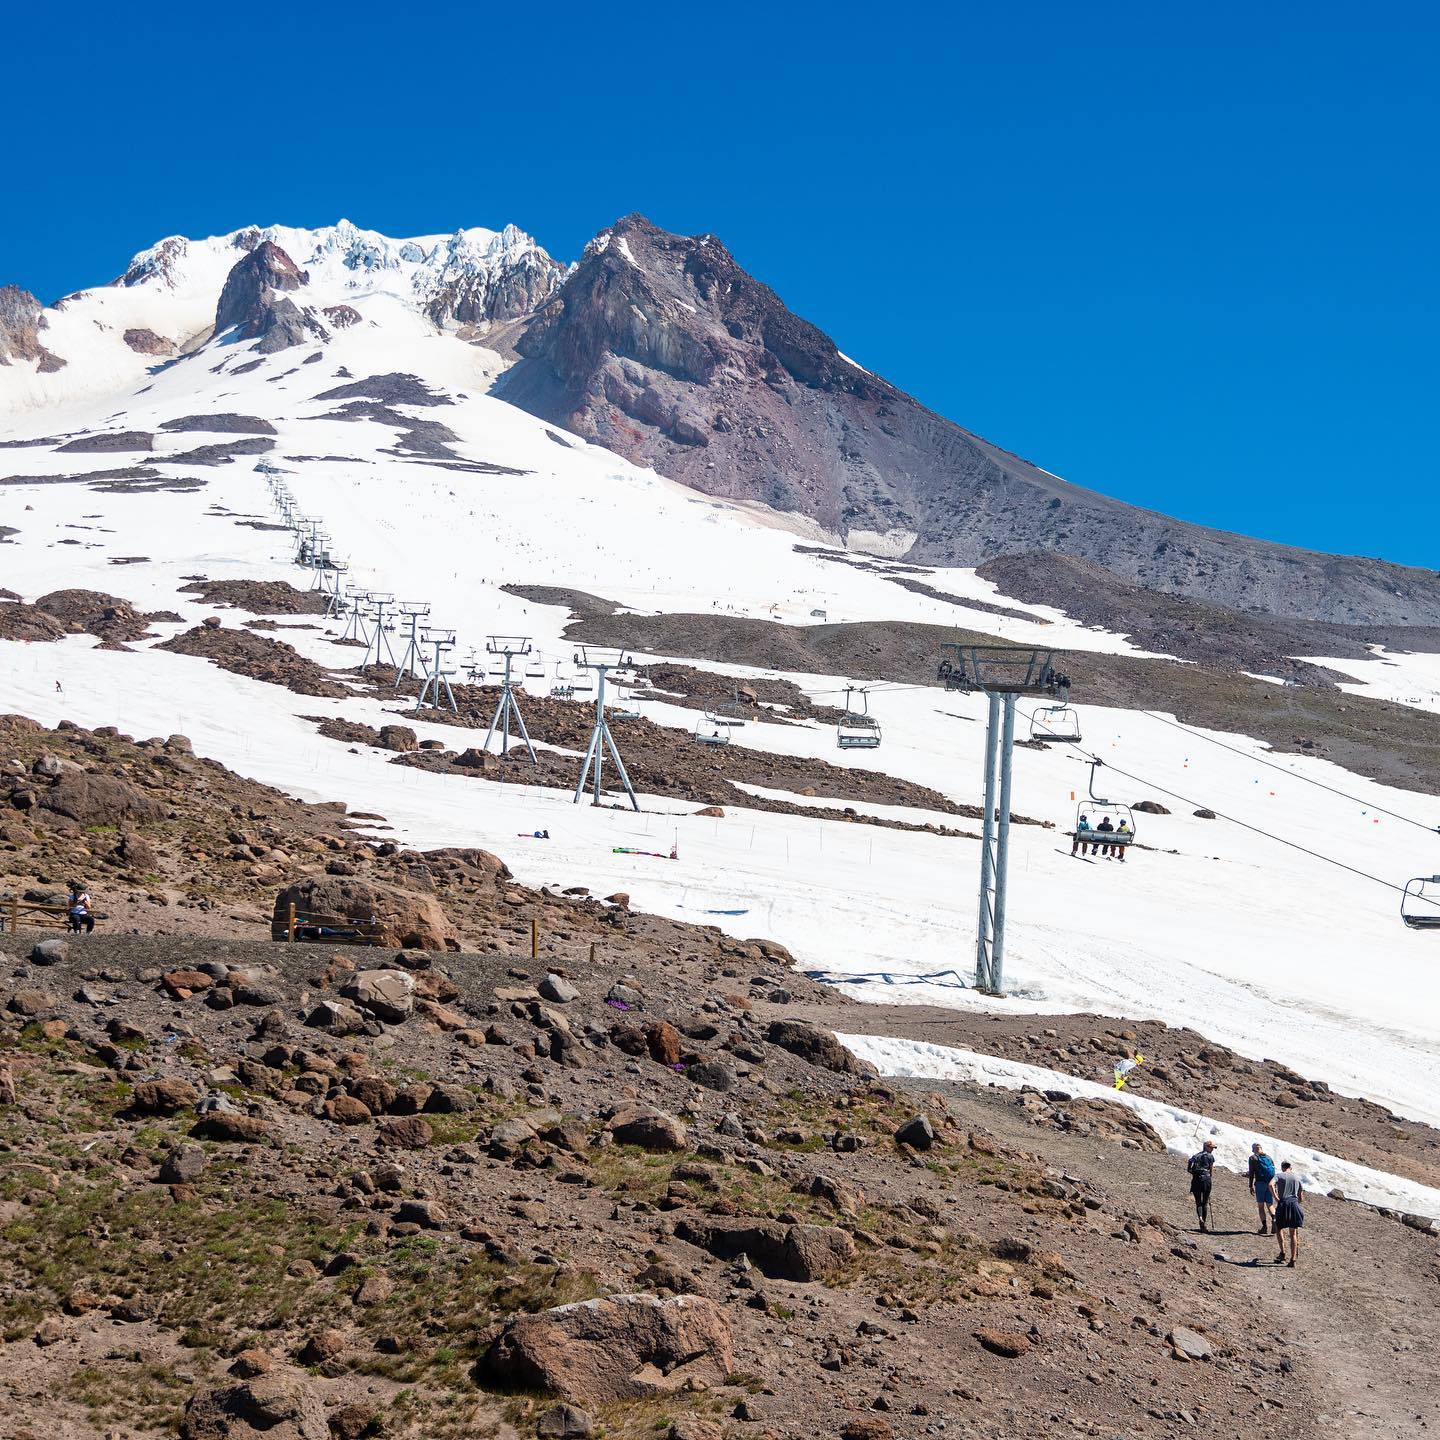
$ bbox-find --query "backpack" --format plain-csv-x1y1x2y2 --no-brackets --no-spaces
1254,1154,1276,1186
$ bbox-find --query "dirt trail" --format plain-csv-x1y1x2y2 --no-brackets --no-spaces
890,1074,1440,1439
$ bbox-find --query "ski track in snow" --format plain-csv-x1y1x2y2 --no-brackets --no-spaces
840,1033,1440,1223
3,319,1440,1166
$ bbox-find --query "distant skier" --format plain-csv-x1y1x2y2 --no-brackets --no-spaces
1187,1139,1217,1232
1270,1161,1305,1266
1247,1142,1277,1234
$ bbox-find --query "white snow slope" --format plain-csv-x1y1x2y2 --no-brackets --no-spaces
3,227,1438,1162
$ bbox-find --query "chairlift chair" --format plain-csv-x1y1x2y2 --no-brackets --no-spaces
1073,759,1135,850
1401,875,1440,929
836,687,882,750
693,717,731,747
1030,703,1082,744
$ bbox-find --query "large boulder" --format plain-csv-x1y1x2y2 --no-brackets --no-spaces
607,1105,688,1152
674,1218,855,1282
342,969,416,1023
36,770,165,829
180,1374,327,1440
272,875,458,950
765,1020,872,1075
478,1294,733,1403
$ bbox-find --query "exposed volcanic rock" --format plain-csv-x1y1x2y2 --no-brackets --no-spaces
0,284,65,371
157,624,349,697
0,589,159,644
178,579,328,615
214,242,326,354
322,303,361,328
55,431,155,454
123,326,176,355
501,215,1440,627
421,225,566,328
161,414,278,436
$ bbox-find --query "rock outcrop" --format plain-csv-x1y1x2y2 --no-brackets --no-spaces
213,242,326,354
0,284,65,371
478,1294,734,1403
272,874,459,950
499,214,1440,627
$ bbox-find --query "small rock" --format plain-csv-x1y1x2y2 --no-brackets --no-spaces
539,973,578,1004
894,1114,935,1150
29,939,65,966
974,1328,1030,1358
536,1404,593,1438
1168,1325,1214,1361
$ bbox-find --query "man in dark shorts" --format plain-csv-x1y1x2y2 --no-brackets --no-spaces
1247,1142,1277,1234
1271,1161,1304,1266
1187,1140,1217,1232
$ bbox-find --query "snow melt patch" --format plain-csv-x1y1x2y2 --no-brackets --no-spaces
840,1033,1440,1224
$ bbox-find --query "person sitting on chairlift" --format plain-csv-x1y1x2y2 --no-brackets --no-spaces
1072,815,1091,857
1096,815,1116,858
1115,818,1132,861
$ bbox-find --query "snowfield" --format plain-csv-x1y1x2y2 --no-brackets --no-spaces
4,239,1440,1176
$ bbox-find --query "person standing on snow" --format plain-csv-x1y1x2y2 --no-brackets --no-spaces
1247,1142,1277,1234
1187,1139,1217,1232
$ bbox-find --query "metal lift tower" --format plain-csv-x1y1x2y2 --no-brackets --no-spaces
572,646,638,811
482,636,538,766
416,629,459,713
362,593,397,670
940,644,1069,995
393,603,431,686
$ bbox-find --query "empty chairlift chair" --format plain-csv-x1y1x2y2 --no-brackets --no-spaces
1401,874,1440,929
1030,703,1081,743
836,687,882,750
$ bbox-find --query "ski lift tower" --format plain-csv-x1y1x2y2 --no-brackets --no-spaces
362,593,398,670
481,636,538,766
940,644,1069,996
573,646,639,811
416,629,459,713
393,602,431,686
339,587,371,644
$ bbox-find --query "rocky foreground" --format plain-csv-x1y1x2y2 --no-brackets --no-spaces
1,718,1438,1440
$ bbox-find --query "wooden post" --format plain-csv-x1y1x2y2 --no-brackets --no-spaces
588,941,596,966
530,917,538,961
9,896,17,935
287,902,297,943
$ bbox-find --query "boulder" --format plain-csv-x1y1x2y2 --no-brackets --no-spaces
29,939,65,966
132,1078,200,1115
305,1000,367,1036
608,1106,688,1152
376,725,418,752
180,1374,327,1440
323,1095,372,1126
160,1143,208,1184
539,973,578,1004
974,1328,1031,1358
478,1293,733,1403
36,771,166,829
686,1060,736,1092
272,875,457,951
1132,800,1171,815
765,1020,871,1075
645,1021,682,1067
378,1116,433,1150
1167,1325,1214,1360
342,969,416,1023
162,969,215,996
192,1112,272,1143
894,1114,935,1150
675,1218,855,1282
537,1404,593,1439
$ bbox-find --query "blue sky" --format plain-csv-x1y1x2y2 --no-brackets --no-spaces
6,3,1436,567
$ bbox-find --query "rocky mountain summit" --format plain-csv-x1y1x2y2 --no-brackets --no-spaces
499,215,1440,627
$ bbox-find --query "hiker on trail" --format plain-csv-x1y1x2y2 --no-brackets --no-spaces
67,881,95,934
1271,1161,1304,1266
1187,1139,1217,1232
1248,1143,1277,1234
